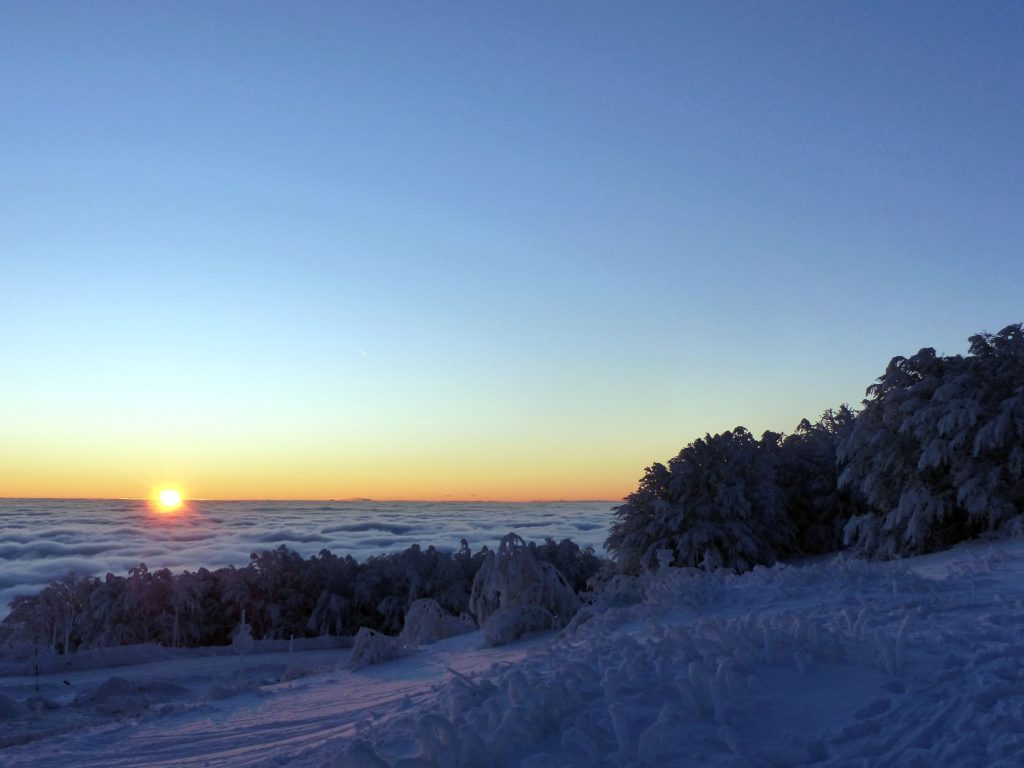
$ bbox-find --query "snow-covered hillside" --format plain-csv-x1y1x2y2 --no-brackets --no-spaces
3,537,1024,767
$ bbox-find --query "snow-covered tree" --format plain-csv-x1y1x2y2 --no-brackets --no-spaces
773,406,863,554
527,538,604,593
307,590,350,637
606,427,795,573
839,324,1024,557
170,568,217,647
3,573,97,653
249,546,314,640
398,598,475,645
122,564,175,645
86,573,136,648
232,611,255,657
469,533,580,646
348,627,406,668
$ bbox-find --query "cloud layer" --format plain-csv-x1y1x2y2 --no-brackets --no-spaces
0,499,613,612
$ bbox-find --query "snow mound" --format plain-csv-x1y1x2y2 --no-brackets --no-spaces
74,675,189,716
0,642,179,677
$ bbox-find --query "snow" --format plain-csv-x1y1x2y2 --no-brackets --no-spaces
4,536,1024,766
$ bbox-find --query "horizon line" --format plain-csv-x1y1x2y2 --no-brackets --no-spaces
0,496,621,504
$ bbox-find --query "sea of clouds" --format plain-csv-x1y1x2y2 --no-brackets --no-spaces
0,499,614,614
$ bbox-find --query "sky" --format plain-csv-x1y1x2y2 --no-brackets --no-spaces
1,2,1022,502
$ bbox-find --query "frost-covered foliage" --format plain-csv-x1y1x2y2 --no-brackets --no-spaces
398,599,475,646
523,537,605,594
608,323,1024,569
606,427,796,573
469,533,581,646
839,324,1024,558
348,627,407,669
231,615,255,657
350,597,475,668
772,406,865,554
1,537,605,656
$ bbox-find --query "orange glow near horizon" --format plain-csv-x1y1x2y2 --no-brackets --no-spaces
0,435,677,503
0,470,631,504
0,458,638,502
135,477,619,504
0,350,806,505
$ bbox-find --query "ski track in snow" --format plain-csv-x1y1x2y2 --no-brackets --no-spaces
0,636,540,767
4,538,1024,767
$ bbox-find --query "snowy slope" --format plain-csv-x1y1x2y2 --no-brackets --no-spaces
4,537,1024,767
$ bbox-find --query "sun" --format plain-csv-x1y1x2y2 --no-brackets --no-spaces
155,488,184,513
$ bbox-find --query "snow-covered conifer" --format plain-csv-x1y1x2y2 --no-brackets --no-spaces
839,324,1024,557
606,428,795,572
774,407,863,554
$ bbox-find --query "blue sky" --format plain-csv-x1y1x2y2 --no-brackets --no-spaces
2,2,1022,499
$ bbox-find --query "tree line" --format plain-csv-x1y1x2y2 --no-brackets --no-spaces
607,323,1024,571
0,537,602,655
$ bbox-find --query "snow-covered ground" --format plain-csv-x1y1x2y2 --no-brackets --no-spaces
4,536,1024,767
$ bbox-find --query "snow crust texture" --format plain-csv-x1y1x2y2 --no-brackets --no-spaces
339,543,1024,767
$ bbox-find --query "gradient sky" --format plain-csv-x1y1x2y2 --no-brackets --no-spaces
2,2,1022,501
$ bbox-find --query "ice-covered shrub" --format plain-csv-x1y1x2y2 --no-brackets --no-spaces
232,616,255,656
481,605,563,646
839,324,1024,557
606,427,795,573
469,533,580,646
399,599,475,646
348,627,407,669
